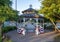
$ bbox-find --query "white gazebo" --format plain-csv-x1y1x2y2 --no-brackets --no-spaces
17,5,44,33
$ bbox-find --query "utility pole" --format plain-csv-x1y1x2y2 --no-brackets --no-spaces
15,0,17,10
15,0,18,27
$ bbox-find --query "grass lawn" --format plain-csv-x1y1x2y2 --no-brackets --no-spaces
54,34,60,42
3,38,12,42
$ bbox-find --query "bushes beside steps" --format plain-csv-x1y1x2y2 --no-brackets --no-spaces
2,26,17,33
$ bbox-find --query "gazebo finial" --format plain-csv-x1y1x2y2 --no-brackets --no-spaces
29,4,32,8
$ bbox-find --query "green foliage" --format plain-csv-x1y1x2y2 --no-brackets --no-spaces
4,39,12,42
54,35,60,42
46,25,54,30
0,0,19,23
2,26,16,33
0,0,12,6
0,5,19,22
0,0,18,42
3,37,12,42
3,35,12,42
0,35,2,42
39,0,60,22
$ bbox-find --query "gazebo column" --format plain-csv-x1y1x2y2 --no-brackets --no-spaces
35,18,39,35
41,19,44,33
30,18,32,21
22,18,26,35
36,18,38,27
43,19,44,29
23,18,25,27
40,20,41,26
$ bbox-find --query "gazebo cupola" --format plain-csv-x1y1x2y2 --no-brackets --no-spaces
22,5,38,14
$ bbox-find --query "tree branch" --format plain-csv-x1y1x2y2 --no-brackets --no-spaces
53,14,60,19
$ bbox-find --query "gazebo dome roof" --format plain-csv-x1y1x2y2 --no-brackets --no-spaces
22,5,38,13
20,5,44,18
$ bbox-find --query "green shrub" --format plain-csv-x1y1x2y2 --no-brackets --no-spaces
3,35,12,42
0,35,2,42
4,39,12,42
45,25,54,30
54,35,60,42
2,26,16,33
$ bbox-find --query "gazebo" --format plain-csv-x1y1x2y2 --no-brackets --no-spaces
18,5,44,33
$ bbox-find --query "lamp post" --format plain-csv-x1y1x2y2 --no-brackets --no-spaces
15,0,17,10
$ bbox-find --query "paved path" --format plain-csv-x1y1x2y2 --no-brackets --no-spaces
5,30,60,42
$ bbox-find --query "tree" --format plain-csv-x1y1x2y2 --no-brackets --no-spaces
0,0,19,41
0,0,19,24
0,0,12,6
39,0,60,31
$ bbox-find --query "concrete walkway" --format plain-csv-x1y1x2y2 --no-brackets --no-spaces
5,30,60,42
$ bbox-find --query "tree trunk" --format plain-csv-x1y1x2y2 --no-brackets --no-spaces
50,18,59,32
0,22,3,42
0,22,2,34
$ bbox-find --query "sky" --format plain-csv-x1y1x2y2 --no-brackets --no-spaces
12,0,41,14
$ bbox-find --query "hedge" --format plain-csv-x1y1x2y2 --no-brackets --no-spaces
2,26,17,33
